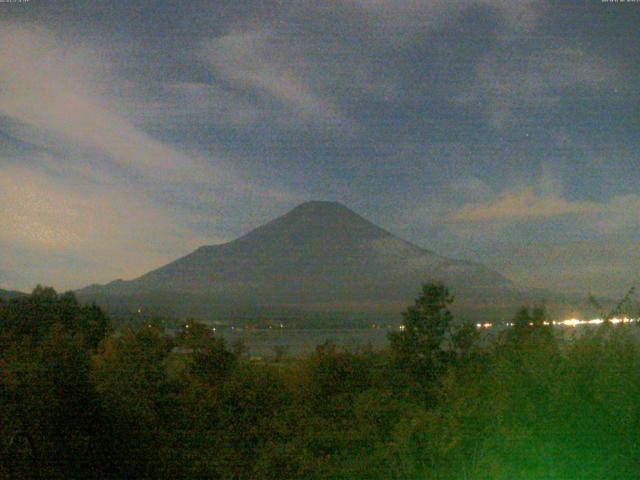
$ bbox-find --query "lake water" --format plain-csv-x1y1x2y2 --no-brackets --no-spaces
217,327,392,357
192,321,636,357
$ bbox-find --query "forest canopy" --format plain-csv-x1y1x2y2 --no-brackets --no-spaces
1,284,639,479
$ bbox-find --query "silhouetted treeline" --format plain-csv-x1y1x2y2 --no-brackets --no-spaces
1,284,640,478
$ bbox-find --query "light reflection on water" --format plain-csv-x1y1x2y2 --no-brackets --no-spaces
214,317,639,357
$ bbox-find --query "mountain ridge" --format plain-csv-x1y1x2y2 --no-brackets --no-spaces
77,201,521,320
0,288,27,300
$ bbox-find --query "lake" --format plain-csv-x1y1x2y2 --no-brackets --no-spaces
217,327,392,357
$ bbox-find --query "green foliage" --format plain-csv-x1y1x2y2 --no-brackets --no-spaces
189,336,237,384
0,288,113,478
0,286,111,349
91,327,176,478
4,284,640,478
388,283,455,380
508,304,553,346
387,283,478,399
176,320,214,350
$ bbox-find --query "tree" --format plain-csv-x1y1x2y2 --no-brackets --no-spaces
91,327,175,478
176,320,214,350
509,305,552,345
589,285,636,323
190,336,237,384
0,286,111,349
0,289,114,478
388,283,456,387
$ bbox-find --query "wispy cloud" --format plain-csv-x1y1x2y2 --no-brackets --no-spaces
344,0,540,38
0,23,295,188
451,188,604,222
402,172,640,243
0,24,196,176
595,194,640,232
487,238,640,297
0,23,300,289
447,176,640,239
0,163,210,288
201,30,349,126
457,46,619,129
0,2,637,298
340,0,457,45
133,81,261,128
400,173,640,296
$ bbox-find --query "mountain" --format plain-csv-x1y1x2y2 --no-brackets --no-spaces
0,288,27,300
78,201,525,322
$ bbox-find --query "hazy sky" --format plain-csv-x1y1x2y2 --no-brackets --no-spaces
0,0,638,296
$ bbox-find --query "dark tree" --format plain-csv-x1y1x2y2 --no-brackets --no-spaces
509,305,552,346
0,288,114,478
0,286,111,349
388,283,455,386
190,336,237,384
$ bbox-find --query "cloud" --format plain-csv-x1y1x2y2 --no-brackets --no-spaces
132,81,261,128
595,194,640,231
402,174,640,297
450,178,640,232
0,23,302,290
398,171,640,260
0,163,211,289
448,176,494,203
487,238,640,297
194,1,540,131
0,4,636,299
201,30,348,126
457,46,620,129
344,0,540,39
451,187,604,222
0,23,295,190
0,24,205,178
0,22,301,194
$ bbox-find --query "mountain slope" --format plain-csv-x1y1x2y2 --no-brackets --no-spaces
78,201,521,320
0,288,27,300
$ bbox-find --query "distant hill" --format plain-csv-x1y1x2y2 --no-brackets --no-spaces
78,201,529,322
0,288,27,300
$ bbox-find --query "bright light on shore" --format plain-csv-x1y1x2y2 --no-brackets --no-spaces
562,318,581,327
476,323,493,329
474,317,637,329
556,317,635,327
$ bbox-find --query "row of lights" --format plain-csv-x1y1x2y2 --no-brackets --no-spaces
166,318,637,333
182,324,287,332
474,317,637,329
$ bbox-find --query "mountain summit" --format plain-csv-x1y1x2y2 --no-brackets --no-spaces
78,202,519,320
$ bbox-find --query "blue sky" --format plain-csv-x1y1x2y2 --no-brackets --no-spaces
0,0,638,296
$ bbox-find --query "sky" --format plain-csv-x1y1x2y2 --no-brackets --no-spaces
0,0,639,296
